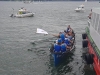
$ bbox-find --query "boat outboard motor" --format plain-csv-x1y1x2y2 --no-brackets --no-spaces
10,14,13,17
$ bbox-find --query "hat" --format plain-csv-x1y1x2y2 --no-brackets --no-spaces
57,38,62,43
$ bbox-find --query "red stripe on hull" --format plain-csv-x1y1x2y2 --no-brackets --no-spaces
87,38,100,75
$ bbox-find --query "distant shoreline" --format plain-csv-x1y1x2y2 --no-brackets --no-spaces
0,0,99,1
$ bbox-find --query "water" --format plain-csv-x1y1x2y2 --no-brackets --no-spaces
0,1,99,75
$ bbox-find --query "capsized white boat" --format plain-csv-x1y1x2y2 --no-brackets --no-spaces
75,4,85,12
10,7,34,18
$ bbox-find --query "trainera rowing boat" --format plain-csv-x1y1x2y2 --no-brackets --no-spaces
49,31,75,66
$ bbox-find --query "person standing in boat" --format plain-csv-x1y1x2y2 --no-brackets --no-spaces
88,9,92,19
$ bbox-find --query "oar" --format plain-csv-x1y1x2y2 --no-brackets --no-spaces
36,28,60,37
36,28,48,35
36,27,56,37
30,28,52,44
30,38,56,45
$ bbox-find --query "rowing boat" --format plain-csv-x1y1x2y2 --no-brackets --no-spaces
49,31,75,66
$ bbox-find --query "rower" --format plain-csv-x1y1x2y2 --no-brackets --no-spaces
54,38,62,52
64,38,73,46
61,43,67,53
59,33,65,43
66,25,73,33
61,42,71,52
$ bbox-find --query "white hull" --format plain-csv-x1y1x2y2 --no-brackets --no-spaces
75,8,84,12
15,13,34,18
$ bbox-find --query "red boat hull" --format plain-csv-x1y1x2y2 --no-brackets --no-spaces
87,38,100,75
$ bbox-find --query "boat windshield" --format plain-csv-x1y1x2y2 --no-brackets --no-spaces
18,8,28,14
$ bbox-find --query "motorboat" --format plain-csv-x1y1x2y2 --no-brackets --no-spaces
10,7,34,18
75,4,85,12
82,8,100,75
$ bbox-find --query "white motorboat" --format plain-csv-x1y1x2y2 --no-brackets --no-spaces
10,8,34,18
75,4,85,12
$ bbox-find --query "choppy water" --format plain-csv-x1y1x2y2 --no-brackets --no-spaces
0,1,99,75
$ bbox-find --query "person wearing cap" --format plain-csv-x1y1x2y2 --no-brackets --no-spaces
54,38,62,52
61,43,67,53
61,42,71,53
65,38,70,45
59,33,65,43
